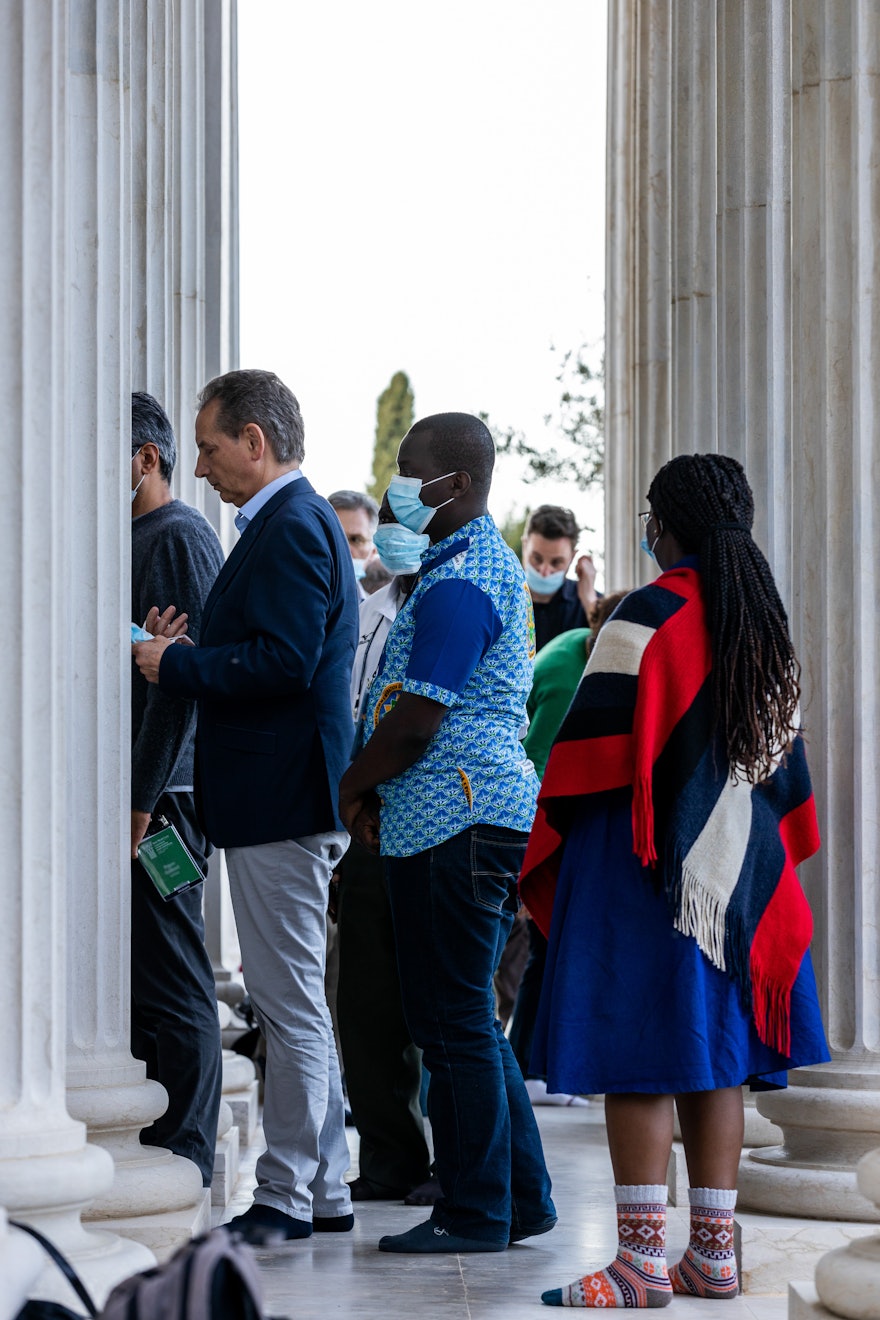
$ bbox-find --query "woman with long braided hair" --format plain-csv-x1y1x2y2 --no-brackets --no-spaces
520,454,829,1309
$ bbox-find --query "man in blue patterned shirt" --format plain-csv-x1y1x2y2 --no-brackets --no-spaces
339,413,555,1254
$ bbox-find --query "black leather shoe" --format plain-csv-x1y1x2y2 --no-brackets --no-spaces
221,1204,312,1245
509,1214,558,1244
313,1213,354,1232
347,1176,408,1201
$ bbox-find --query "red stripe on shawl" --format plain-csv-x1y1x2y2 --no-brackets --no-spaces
519,831,558,938
749,795,819,1053
540,733,634,801
631,571,712,865
779,793,821,868
521,734,633,936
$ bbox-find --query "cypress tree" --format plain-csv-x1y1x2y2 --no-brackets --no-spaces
368,371,414,501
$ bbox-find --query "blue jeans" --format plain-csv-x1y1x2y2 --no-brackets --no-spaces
386,826,555,1244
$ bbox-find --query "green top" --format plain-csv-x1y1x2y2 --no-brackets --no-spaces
523,628,592,780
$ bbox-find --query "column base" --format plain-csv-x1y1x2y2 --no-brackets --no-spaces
1,1213,45,1320
1,1143,155,1306
740,1152,880,1220
69,1073,206,1220
212,1102,240,1207
222,1051,259,1147
744,1092,783,1147
812,1235,880,1320
667,1141,688,1206
738,1067,880,1221
105,1187,212,1262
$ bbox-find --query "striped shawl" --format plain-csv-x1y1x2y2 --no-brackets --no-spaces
520,565,820,1055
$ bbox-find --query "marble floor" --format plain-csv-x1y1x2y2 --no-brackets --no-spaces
214,1104,805,1319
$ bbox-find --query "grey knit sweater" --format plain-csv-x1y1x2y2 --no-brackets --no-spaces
131,500,225,813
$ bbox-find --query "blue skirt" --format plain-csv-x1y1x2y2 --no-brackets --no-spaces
530,789,830,1095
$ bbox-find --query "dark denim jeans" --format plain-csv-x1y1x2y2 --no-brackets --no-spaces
386,825,555,1244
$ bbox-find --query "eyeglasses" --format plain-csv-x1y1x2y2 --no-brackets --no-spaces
639,511,651,530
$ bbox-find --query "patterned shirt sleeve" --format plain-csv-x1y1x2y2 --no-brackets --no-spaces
403,577,503,707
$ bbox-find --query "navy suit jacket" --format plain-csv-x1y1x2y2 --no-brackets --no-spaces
159,476,358,849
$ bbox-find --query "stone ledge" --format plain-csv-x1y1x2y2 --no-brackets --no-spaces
789,1280,829,1319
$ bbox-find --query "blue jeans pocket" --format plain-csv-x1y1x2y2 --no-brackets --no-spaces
470,828,527,914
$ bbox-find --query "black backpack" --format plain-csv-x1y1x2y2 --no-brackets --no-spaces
11,1221,266,1320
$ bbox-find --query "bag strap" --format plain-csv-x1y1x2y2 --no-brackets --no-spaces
8,1219,99,1319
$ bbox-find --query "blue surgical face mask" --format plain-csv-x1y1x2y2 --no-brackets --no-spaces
373,523,429,575
387,471,456,534
524,563,567,597
352,557,368,582
131,450,145,504
640,524,662,562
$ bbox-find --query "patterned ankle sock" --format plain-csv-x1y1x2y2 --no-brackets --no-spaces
669,1187,738,1298
541,1185,672,1308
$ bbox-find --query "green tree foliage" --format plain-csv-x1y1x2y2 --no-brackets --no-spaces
368,371,415,501
498,509,529,555
482,343,604,492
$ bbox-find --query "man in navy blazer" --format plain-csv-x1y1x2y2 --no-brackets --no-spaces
134,369,359,1245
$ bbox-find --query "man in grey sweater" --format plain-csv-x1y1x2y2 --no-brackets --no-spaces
130,391,224,1186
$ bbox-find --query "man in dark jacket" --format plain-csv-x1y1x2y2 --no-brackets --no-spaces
130,391,224,1187
133,370,359,1246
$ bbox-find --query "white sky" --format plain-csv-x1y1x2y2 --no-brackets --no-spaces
238,1,608,567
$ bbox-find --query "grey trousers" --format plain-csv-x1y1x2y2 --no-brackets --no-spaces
225,832,351,1221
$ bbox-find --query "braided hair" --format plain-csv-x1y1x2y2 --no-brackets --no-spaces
647,453,800,783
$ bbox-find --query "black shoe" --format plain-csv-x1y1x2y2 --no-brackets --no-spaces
378,1220,507,1254
347,1176,408,1202
221,1204,312,1245
509,1214,558,1244
313,1213,354,1232
403,1174,442,1206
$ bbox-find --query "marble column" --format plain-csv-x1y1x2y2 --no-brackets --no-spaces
130,0,174,401
604,0,673,592
204,0,240,388
715,0,792,588
0,1,154,1302
169,0,206,516
670,0,717,456
63,0,209,1253
604,0,639,589
632,0,673,576
738,0,880,1234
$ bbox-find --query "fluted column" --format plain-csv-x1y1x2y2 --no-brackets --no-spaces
604,0,639,588
204,0,239,387
715,0,792,587
170,0,206,515
633,0,673,568
0,1,154,1303
63,0,208,1250
670,0,717,454
130,0,173,399
604,0,673,590
739,0,880,1235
